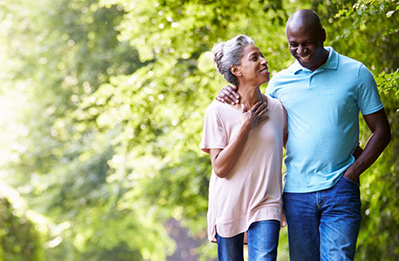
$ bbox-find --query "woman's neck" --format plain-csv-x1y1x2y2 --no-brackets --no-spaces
238,84,264,108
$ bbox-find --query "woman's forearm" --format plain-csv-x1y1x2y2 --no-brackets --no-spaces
210,122,251,178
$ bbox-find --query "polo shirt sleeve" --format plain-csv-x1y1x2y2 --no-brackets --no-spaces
265,79,277,98
201,104,227,154
357,64,384,115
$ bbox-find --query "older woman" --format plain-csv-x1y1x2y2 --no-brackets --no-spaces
201,35,286,260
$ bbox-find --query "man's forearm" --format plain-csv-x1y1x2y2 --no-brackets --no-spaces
345,129,391,179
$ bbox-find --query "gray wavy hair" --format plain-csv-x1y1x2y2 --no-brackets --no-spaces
212,35,255,87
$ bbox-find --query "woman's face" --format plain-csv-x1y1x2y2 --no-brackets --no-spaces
237,44,269,85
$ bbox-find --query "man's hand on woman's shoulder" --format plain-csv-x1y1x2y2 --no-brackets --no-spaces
216,85,241,105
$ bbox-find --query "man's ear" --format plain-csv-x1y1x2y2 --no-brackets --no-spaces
230,65,241,77
321,28,326,42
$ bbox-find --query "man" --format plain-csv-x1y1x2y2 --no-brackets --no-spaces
217,9,391,261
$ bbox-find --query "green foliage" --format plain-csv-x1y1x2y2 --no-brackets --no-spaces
1,0,169,259
0,0,398,260
376,71,399,95
0,192,44,261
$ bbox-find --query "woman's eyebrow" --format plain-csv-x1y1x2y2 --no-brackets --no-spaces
248,51,260,57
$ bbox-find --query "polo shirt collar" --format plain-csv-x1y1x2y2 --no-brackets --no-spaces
290,46,338,74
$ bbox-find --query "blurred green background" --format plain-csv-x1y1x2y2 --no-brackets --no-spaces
0,0,398,260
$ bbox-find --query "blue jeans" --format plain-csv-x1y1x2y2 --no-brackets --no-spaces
283,175,362,261
217,220,280,261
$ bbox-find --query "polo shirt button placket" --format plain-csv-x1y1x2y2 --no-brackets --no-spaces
309,73,315,86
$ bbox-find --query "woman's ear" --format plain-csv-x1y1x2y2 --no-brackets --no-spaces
230,65,242,77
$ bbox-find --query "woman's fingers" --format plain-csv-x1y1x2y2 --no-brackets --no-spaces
258,114,270,122
252,102,269,124
241,101,270,129
251,101,268,115
259,107,269,116
250,101,262,112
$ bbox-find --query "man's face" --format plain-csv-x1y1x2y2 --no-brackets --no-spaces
286,24,326,71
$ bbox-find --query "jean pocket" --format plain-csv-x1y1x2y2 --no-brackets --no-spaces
341,175,360,187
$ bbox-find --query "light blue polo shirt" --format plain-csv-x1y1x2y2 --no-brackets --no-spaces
266,47,384,193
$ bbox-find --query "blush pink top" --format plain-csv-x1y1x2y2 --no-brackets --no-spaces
201,97,285,243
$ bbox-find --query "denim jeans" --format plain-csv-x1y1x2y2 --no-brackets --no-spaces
217,220,280,261
283,175,362,261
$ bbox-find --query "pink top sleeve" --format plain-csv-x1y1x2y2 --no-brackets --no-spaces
201,104,227,154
